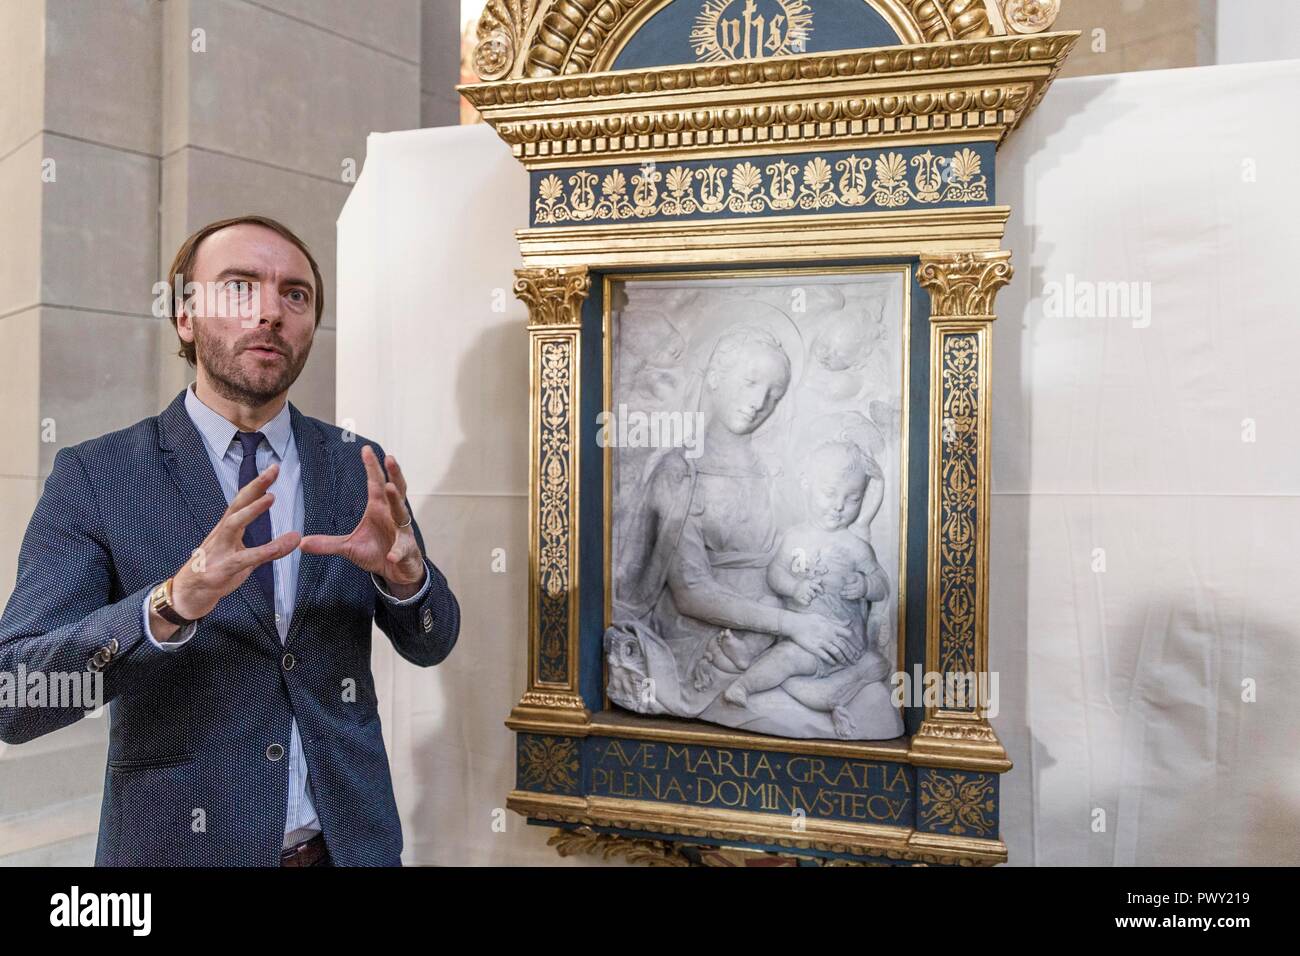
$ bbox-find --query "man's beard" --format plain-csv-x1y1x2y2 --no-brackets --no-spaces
194,323,311,406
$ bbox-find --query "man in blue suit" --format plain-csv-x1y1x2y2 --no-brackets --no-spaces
0,215,460,866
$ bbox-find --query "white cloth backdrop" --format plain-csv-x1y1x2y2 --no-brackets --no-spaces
338,125,620,866
338,60,1300,866
994,58,1300,865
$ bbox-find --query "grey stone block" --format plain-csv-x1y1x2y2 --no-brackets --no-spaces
45,0,163,155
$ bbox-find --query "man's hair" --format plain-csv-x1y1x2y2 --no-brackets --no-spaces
164,214,325,366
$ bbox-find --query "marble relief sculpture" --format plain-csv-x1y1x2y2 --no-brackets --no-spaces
604,274,908,740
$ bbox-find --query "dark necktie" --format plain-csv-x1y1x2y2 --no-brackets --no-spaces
236,430,275,607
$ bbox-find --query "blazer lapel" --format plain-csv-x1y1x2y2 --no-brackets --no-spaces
157,389,279,644
286,404,337,647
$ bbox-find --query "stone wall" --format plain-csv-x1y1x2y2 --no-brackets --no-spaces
0,0,459,866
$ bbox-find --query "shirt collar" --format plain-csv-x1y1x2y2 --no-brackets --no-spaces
184,383,294,460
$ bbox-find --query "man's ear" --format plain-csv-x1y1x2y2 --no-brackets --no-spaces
175,303,195,346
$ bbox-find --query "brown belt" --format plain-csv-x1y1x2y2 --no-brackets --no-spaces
280,832,330,867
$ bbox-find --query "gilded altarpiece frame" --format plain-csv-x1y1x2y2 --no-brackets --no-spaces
462,0,1075,866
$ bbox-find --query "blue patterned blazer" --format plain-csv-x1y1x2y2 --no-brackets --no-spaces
0,389,460,866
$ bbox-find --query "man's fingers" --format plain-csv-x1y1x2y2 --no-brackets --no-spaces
240,530,301,569
299,532,348,556
225,491,275,536
361,444,385,491
225,463,279,515
384,482,408,527
362,446,390,508
386,454,408,499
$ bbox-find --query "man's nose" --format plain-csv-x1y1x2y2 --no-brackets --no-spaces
257,285,283,325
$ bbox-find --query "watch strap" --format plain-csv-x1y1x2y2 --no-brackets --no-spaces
151,577,195,627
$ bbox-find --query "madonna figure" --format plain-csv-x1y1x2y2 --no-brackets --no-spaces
605,320,903,740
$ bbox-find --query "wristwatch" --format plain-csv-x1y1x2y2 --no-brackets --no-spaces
150,577,196,627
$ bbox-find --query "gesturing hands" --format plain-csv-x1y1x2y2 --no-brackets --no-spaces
299,445,426,598
170,462,302,622
167,445,426,633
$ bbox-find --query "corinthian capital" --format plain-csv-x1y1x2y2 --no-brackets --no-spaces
514,266,592,327
917,251,1013,319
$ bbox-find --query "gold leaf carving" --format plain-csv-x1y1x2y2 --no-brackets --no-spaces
534,147,993,224
474,0,537,80
514,265,592,325
476,0,1017,81
919,771,996,837
917,251,1013,318
548,826,692,866
462,34,1077,107
518,735,581,792
1001,0,1061,34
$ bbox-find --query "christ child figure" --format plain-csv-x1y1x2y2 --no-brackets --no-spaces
722,440,889,728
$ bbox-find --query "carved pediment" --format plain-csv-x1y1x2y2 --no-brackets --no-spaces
470,0,1063,82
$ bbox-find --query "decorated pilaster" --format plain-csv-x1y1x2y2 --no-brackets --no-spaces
509,266,592,731
911,251,1013,773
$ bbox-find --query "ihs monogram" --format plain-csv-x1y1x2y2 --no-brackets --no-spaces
692,0,815,62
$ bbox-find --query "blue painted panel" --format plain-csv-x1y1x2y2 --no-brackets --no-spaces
579,288,607,712
904,264,929,737
916,766,999,839
612,0,903,71
587,736,915,827
517,733,583,796
531,142,994,228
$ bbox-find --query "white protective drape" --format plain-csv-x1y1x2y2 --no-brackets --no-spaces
993,58,1300,865
338,125,626,866
338,59,1300,866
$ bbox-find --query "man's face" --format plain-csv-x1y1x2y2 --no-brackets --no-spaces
177,223,317,405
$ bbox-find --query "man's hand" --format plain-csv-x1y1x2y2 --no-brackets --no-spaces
299,445,426,598
169,462,303,623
